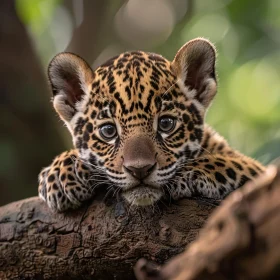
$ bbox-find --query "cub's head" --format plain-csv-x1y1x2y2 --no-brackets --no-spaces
48,38,217,206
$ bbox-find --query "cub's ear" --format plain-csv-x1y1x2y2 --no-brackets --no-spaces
172,38,217,108
48,53,94,123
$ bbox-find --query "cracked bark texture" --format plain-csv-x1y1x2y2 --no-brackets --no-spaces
2,167,279,280
134,165,280,280
0,192,216,280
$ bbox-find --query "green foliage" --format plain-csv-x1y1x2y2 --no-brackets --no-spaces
16,0,61,34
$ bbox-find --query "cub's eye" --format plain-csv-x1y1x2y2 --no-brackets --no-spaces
158,116,176,133
99,123,117,140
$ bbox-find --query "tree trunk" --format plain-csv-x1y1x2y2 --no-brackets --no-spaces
65,0,115,65
0,192,216,279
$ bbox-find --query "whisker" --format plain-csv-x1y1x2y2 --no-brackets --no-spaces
103,185,116,200
73,156,106,172
88,182,106,193
112,185,121,197
162,79,179,98
193,143,217,160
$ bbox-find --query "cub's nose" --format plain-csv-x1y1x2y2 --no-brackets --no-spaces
124,163,156,180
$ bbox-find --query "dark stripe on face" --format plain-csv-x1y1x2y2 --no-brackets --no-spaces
162,103,174,111
152,65,163,77
109,100,116,116
125,86,131,100
109,83,116,94
183,114,189,123
107,72,114,87
74,117,88,135
92,80,100,90
187,103,203,124
154,96,162,111
114,92,128,114
150,81,159,91
144,90,154,112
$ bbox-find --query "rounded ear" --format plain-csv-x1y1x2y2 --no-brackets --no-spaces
172,38,217,108
48,52,94,123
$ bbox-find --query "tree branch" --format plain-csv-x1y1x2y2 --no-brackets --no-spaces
0,192,216,279
1,165,279,279
65,0,110,65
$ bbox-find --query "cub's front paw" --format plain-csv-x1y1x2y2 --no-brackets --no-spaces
38,151,92,212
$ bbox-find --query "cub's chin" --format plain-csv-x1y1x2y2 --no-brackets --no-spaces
122,185,163,206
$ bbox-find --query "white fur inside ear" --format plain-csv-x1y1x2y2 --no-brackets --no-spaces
53,92,75,122
78,70,91,99
54,90,91,136
198,78,217,107
68,94,90,133
177,78,196,99
75,81,91,112
53,74,91,133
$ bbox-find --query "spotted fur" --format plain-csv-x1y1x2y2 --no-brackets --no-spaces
38,38,265,211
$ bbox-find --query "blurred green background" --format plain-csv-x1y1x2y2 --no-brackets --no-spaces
1,0,279,206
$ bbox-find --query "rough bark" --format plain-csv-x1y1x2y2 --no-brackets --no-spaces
134,165,280,280
0,192,217,280
1,167,279,280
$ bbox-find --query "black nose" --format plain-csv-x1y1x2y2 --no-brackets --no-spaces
124,163,156,180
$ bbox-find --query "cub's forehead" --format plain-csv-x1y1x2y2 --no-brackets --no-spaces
98,50,171,71
92,51,177,97
88,51,178,117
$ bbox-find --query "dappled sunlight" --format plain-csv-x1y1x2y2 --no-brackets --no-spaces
228,59,280,120
185,13,230,43
115,0,175,48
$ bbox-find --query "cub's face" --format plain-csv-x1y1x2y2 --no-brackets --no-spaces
48,38,217,206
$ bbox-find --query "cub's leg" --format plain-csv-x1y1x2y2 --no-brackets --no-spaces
173,155,265,199
38,149,93,212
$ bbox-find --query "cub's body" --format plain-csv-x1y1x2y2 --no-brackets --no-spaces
39,39,264,212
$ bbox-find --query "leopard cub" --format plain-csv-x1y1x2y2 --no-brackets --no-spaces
38,38,265,211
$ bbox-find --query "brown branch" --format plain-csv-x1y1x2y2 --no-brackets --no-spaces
134,165,280,280
65,0,111,65
1,164,279,279
0,192,216,279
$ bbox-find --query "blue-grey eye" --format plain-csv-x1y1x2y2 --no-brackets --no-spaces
99,124,117,140
158,116,176,133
